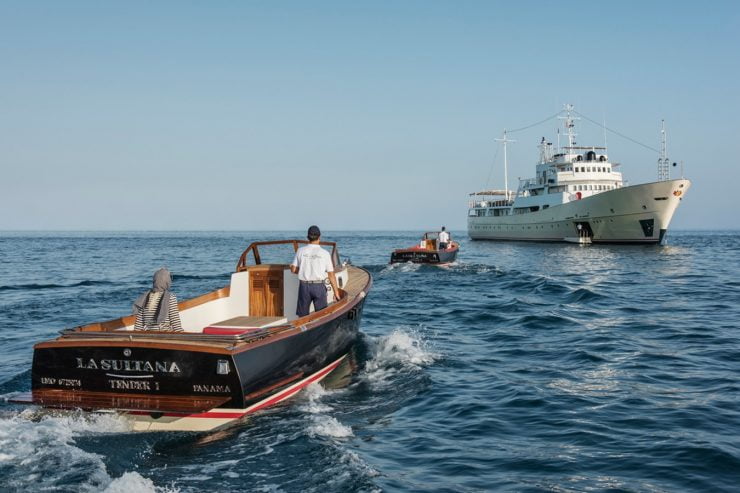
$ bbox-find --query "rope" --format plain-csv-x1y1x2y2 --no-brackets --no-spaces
573,110,660,153
477,108,660,186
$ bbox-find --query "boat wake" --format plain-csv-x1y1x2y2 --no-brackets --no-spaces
443,261,504,275
102,472,178,493
0,409,177,492
361,327,438,388
378,262,422,275
299,384,354,439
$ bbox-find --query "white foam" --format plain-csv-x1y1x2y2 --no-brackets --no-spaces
362,327,438,388
0,410,172,492
301,400,333,414
370,327,437,367
297,382,334,414
380,262,422,275
297,383,353,438
320,448,380,490
103,472,177,493
303,381,330,400
308,415,353,438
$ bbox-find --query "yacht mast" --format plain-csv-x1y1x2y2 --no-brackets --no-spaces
658,120,670,181
495,130,516,201
558,103,580,150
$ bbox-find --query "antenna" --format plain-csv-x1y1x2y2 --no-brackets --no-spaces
602,113,608,152
557,103,580,149
658,120,669,181
495,130,516,201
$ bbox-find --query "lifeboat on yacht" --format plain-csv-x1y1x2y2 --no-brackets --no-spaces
10,240,372,432
390,232,459,264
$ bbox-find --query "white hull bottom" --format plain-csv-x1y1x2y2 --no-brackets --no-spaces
468,179,690,244
123,354,348,432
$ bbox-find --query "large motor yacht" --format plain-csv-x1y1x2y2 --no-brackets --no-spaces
468,105,690,244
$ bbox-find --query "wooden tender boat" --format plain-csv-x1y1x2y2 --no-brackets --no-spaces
390,232,459,264
10,240,372,432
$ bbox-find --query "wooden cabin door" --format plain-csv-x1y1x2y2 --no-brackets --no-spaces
250,271,284,317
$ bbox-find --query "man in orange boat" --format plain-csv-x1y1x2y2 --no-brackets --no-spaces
290,225,341,317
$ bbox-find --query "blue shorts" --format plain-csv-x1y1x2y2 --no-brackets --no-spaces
297,282,328,317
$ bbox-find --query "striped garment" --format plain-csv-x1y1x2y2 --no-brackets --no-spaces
134,291,183,331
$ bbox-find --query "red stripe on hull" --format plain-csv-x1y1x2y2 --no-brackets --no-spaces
129,355,345,420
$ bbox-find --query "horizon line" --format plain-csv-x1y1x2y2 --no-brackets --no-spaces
0,228,737,233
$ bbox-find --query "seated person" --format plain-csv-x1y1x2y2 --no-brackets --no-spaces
132,268,183,331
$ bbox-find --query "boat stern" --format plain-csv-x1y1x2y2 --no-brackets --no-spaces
23,340,244,418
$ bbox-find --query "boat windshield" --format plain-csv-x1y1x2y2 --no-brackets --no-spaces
236,240,340,271
422,232,450,241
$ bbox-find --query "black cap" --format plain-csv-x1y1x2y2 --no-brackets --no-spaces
307,225,321,240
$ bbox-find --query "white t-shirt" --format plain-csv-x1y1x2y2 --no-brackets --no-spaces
291,244,334,282
438,231,450,243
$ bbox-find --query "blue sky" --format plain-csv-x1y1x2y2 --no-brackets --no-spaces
1,1,738,230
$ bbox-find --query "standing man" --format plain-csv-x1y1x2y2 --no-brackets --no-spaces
438,226,450,250
290,225,341,317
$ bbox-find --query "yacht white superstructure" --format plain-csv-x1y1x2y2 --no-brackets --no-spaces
467,106,690,244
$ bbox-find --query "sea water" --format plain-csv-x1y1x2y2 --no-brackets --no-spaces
1,231,739,492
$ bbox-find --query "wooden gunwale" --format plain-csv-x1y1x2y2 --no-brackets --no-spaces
34,339,236,354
